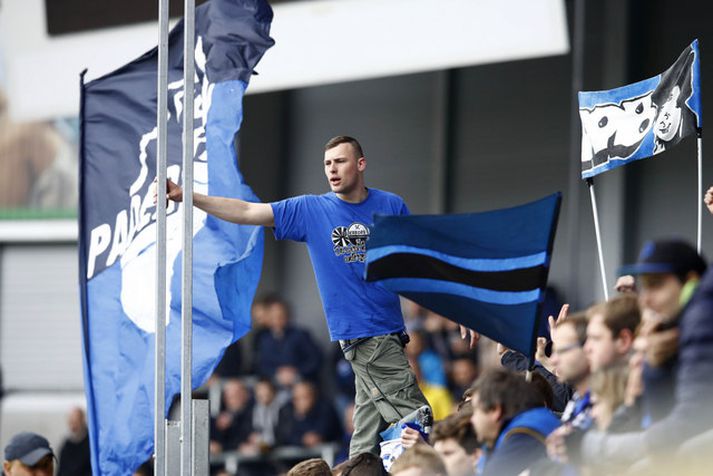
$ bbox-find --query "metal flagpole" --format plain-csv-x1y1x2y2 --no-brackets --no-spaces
587,179,609,301
697,129,703,253
181,0,196,473
154,0,170,475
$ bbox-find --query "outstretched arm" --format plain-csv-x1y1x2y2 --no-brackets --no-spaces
164,179,274,226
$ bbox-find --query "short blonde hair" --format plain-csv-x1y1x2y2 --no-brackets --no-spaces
389,444,447,476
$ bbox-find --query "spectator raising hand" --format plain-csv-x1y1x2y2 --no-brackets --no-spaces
705,185,713,215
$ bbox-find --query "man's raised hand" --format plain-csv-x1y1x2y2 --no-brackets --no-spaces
151,178,183,206
547,303,569,334
166,179,183,203
459,325,480,349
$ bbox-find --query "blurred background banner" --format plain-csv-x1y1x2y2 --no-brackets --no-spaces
0,107,77,219
79,0,272,473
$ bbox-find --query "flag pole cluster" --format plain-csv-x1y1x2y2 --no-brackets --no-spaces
79,1,273,474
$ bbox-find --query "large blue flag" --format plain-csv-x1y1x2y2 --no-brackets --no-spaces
579,40,702,179
365,193,561,360
78,1,273,474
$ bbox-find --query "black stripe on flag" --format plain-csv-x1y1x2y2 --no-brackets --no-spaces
366,253,547,293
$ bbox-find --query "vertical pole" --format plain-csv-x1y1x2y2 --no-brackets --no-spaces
154,0,169,475
166,421,182,476
192,400,210,476
566,0,586,307
588,179,609,301
697,129,703,253
181,0,196,474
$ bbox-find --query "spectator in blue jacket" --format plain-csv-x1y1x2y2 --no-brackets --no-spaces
254,296,323,386
469,369,560,476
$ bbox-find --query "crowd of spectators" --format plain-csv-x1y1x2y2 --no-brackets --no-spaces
204,291,490,475
203,237,713,476
6,239,713,475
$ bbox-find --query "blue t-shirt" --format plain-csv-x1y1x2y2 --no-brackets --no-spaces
271,189,408,341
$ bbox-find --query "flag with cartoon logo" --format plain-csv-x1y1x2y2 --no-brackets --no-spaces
579,40,701,179
78,1,273,474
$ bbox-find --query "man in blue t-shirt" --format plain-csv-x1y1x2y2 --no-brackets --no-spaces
165,136,476,456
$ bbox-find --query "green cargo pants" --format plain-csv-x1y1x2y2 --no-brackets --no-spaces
341,333,430,458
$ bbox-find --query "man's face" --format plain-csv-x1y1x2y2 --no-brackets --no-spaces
451,359,478,389
254,381,275,405
470,395,500,447
323,143,365,195
550,323,589,385
293,383,316,416
67,408,85,435
433,438,477,476
584,314,618,372
266,303,289,332
222,381,249,411
3,456,54,476
638,273,683,322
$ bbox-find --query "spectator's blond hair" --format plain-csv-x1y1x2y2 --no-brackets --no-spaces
389,444,447,476
587,294,640,338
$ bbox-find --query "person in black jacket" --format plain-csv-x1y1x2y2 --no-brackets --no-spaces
276,381,341,448
253,297,323,386
57,407,92,476
210,379,254,454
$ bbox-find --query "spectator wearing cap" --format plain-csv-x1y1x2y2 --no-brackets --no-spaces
3,432,55,476
620,239,707,425
558,239,713,473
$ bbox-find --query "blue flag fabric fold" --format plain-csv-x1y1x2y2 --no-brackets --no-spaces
579,40,702,179
78,1,273,474
365,193,561,360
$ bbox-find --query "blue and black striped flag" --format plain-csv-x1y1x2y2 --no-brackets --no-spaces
365,193,561,360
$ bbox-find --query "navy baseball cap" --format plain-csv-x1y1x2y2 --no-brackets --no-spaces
4,432,54,465
619,240,707,278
